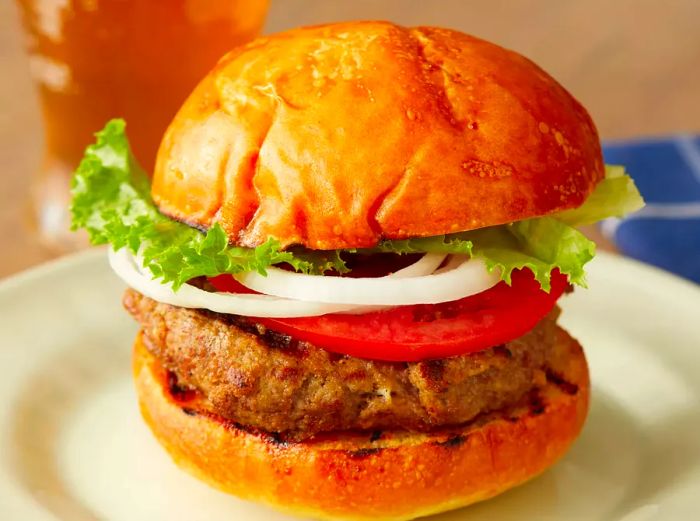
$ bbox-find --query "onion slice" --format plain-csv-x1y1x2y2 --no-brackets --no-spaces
433,254,466,274
386,253,447,278
110,248,500,316
108,248,360,318
235,255,500,305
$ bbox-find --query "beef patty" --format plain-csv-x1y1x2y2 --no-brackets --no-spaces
124,289,560,440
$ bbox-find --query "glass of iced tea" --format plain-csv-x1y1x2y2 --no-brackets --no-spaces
15,0,269,251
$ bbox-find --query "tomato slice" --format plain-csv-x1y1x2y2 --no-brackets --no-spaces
210,269,569,362
208,274,257,294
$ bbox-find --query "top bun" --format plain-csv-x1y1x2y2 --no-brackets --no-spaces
152,21,604,250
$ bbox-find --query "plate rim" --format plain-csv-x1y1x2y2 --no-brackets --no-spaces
0,247,107,294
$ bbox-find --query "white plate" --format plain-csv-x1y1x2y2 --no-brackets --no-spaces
1,249,699,521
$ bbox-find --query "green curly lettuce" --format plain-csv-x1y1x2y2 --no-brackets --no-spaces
354,234,474,256
70,119,347,289
555,165,644,226
354,218,593,292
71,119,642,291
360,164,642,290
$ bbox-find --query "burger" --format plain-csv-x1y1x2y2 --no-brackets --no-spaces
70,21,643,521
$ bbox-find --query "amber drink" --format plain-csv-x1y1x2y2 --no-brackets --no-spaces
15,0,268,249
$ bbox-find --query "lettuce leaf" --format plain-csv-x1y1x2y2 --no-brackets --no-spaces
471,218,594,290
71,119,639,291
362,165,639,290
354,234,473,256
70,119,346,289
554,165,644,226
358,219,594,292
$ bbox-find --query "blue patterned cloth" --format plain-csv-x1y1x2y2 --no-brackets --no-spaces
601,135,700,283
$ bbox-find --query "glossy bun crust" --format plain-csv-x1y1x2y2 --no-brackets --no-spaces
133,326,589,520
152,21,604,249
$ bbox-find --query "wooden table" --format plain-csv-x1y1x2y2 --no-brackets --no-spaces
2,0,699,278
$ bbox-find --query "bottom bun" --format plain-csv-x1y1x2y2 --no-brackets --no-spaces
133,326,589,521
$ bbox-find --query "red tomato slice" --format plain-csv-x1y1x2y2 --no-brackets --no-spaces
208,274,257,294
210,269,569,362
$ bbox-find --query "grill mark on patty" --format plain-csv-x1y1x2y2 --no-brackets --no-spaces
201,311,307,355
230,318,261,336
262,329,301,351
546,369,579,395
237,320,304,354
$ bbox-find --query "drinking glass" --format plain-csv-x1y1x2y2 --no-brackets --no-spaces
15,0,269,250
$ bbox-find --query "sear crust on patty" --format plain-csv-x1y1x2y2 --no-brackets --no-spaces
124,289,558,441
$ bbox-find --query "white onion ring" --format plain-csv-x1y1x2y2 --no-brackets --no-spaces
386,253,447,278
235,254,499,305
433,254,466,274
108,248,360,317
333,254,447,314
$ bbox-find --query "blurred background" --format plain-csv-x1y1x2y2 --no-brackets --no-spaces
1,0,699,280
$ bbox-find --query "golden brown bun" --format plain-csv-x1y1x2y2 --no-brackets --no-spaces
152,21,604,250
133,326,589,521
153,22,603,249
